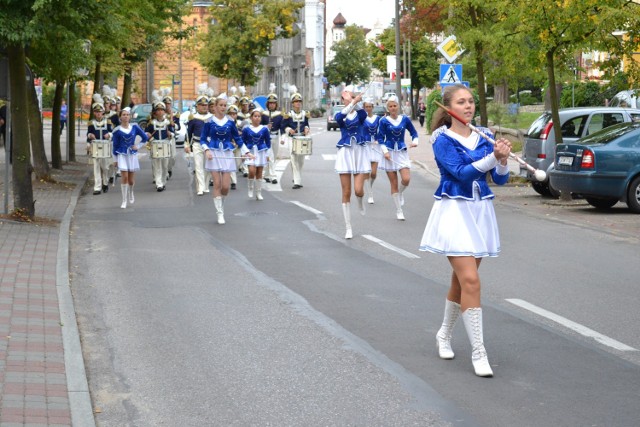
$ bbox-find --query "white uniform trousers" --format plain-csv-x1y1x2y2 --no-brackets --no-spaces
168,137,176,174
290,151,305,186
92,157,111,192
266,133,281,179
192,142,206,193
151,157,169,188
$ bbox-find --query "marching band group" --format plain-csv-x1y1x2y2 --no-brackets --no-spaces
87,82,509,377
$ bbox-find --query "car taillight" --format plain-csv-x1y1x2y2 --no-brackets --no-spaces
581,149,595,169
540,121,553,140
538,154,547,159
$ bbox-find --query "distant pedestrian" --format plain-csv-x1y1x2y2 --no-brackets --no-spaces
60,100,68,135
419,102,426,127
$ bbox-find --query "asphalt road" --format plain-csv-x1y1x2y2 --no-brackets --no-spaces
70,118,640,426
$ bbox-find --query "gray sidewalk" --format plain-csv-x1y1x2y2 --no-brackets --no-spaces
1,132,94,426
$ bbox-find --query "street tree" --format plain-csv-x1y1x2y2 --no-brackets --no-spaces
199,0,303,86
508,0,640,146
0,0,41,219
325,25,372,87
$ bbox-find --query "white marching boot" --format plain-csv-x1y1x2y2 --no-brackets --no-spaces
462,308,494,377
365,178,374,204
248,179,254,199
392,193,405,220
255,180,263,201
214,196,225,224
128,184,135,204
398,183,407,206
436,300,461,360
120,184,128,209
342,202,353,239
357,196,366,216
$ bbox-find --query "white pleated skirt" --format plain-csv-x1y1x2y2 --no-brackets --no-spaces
419,194,501,258
378,150,411,171
205,149,235,172
368,143,383,163
116,153,140,172
244,147,268,167
335,145,371,174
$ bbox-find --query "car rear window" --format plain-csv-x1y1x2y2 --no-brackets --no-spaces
526,113,552,138
579,122,640,145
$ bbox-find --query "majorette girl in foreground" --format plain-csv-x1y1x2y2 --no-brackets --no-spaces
420,83,511,377
334,87,369,239
111,107,149,209
241,109,271,201
200,95,249,224
361,97,382,204
376,95,419,221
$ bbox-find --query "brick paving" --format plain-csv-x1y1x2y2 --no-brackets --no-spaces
0,161,90,427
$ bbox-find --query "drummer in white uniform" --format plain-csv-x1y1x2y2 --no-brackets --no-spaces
281,92,311,189
87,94,112,195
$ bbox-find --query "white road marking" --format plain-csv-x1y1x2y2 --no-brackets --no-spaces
362,235,421,259
323,154,337,161
290,201,324,216
506,298,637,352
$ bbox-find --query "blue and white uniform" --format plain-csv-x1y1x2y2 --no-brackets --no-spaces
241,124,270,167
200,116,245,172
361,114,382,164
112,123,148,172
334,105,369,174
376,115,418,171
419,128,510,257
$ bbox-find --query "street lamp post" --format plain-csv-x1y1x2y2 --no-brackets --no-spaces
394,0,402,100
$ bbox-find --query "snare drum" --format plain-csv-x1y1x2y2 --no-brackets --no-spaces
151,140,171,159
292,136,313,156
91,140,112,158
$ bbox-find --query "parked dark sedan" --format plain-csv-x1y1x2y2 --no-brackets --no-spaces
326,105,344,131
549,122,640,213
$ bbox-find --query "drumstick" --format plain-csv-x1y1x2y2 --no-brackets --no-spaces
434,101,546,181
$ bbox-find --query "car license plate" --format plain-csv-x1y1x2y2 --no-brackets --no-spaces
558,156,573,166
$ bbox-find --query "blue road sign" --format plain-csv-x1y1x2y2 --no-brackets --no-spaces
439,64,463,84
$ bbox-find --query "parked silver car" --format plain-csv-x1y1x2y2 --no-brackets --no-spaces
521,107,640,197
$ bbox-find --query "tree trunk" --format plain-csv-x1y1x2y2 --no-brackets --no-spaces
68,80,76,162
122,66,133,108
91,57,102,121
475,41,488,127
51,81,64,169
26,66,51,180
494,82,510,104
7,44,35,219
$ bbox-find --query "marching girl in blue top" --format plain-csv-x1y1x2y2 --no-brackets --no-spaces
334,88,369,239
360,98,382,204
200,95,247,224
420,84,511,378
111,107,149,209
376,95,419,221
241,109,270,201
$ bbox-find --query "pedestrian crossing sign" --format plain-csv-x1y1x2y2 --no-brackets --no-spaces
440,64,462,84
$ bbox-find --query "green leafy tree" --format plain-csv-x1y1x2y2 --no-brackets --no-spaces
199,0,303,86
325,25,372,86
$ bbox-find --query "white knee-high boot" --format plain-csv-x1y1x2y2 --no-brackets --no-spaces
398,182,407,206
392,193,404,220
462,307,493,377
248,179,255,198
365,178,374,204
255,179,263,200
120,184,129,209
436,300,461,359
214,196,225,224
128,184,135,204
342,202,352,239
357,196,365,216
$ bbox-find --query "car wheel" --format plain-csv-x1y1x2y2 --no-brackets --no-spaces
139,120,148,130
531,181,551,197
547,180,561,199
586,198,618,210
626,176,640,213
327,124,330,131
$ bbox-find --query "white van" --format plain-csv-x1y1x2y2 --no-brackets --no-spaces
610,90,639,108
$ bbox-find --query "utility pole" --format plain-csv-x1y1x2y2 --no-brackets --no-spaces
394,0,402,99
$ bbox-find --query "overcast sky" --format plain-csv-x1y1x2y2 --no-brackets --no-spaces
325,0,394,30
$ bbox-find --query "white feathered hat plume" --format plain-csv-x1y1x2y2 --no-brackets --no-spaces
197,83,208,95
205,87,214,98
151,89,162,103
268,82,276,93
160,87,171,97
230,86,237,95
239,86,246,95
217,92,228,100
289,85,298,94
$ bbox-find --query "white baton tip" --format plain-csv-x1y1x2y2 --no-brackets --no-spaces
534,169,547,182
